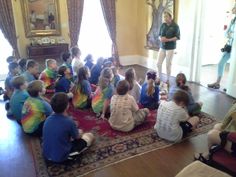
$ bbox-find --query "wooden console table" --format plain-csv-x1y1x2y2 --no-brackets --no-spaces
27,43,69,60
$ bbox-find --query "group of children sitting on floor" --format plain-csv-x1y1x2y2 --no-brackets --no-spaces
3,46,203,163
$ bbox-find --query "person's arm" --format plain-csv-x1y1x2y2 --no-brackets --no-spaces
82,80,92,97
221,112,236,130
42,100,53,117
70,119,79,140
161,24,180,42
178,107,189,122
101,99,110,119
131,96,139,112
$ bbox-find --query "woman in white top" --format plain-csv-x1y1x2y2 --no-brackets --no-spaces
125,67,141,103
71,46,83,77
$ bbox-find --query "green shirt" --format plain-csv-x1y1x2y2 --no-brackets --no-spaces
159,22,180,50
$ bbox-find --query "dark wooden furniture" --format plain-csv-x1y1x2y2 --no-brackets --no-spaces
27,43,69,60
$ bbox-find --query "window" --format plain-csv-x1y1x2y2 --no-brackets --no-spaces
78,0,112,62
0,30,13,78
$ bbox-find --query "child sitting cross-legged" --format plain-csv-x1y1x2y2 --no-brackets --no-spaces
125,67,141,103
84,54,94,70
154,90,200,142
109,80,149,132
22,60,39,83
140,70,160,110
55,66,73,98
89,57,104,85
168,73,203,116
111,66,123,88
39,59,57,93
43,92,95,163
21,80,53,137
9,76,29,124
4,62,20,101
61,51,73,77
72,66,92,109
92,67,114,119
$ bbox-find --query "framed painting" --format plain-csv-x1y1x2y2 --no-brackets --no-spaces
145,0,175,51
21,0,61,37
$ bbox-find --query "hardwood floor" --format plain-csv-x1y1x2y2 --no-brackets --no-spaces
0,65,235,177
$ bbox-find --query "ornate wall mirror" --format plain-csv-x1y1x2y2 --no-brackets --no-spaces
21,0,61,37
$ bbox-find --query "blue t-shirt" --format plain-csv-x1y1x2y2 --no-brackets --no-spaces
22,71,35,83
55,77,71,93
5,73,14,90
10,89,29,121
89,64,102,85
140,82,159,107
85,61,94,70
43,114,78,162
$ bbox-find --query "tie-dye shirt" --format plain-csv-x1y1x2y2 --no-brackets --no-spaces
72,80,91,109
21,97,52,134
39,68,57,88
92,84,113,113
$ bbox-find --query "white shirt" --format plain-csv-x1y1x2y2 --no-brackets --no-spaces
129,81,141,103
72,57,84,76
154,101,188,142
109,94,139,132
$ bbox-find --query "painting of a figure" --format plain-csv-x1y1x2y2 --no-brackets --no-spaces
21,0,60,37
29,0,56,30
146,0,174,51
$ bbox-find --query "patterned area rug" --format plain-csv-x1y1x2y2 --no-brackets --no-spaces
30,107,216,177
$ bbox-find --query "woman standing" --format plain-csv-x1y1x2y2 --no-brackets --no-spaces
208,7,236,89
157,11,180,85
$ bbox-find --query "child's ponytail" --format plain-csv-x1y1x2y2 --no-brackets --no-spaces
55,65,67,88
146,70,157,97
147,79,155,96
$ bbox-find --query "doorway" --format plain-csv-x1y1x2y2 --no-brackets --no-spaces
200,0,234,91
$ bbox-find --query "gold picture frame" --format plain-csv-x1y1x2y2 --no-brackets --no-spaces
21,0,61,37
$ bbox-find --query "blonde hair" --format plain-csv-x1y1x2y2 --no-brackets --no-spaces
147,79,155,97
98,67,113,90
146,70,157,97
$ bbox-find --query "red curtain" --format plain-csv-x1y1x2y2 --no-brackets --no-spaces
0,0,20,58
67,0,84,47
100,0,120,66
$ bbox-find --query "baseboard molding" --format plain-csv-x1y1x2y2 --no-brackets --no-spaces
119,55,157,70
119,55,190,79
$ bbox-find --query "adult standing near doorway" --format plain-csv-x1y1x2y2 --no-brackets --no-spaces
208,6,236,89
157,10,180,85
